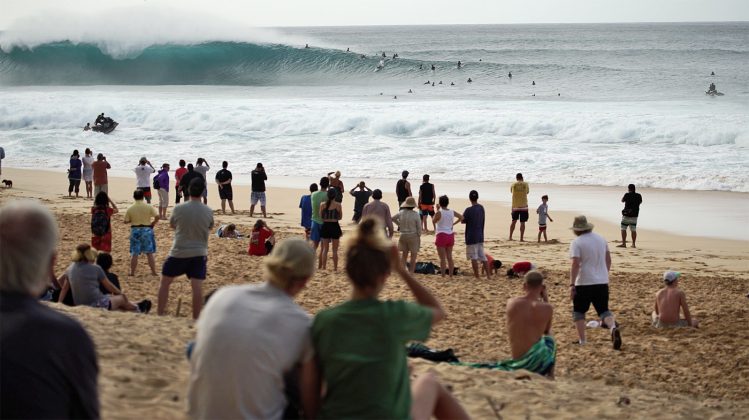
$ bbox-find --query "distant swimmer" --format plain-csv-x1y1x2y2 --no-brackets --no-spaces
408,89,413,93
450,82,455,86
346,47,350,52
83,123,91,131
457,61,462,69
305,44,310,49
394,96,398,99
711,71,715,76
424,80,430,85
508,71,512,79
479,58,482,61
431,64,436,71
393,53,398,59
439,81,443,85
467,78,472,83
558,93,561,96
419,64,423,70
432,82,435,86
532,81,535,86
360,54,366,58
382,52,386,58
532,94,536,96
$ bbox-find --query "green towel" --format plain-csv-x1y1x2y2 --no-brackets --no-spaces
458,335,556,376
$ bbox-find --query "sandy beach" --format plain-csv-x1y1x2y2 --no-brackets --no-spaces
1,166,748,419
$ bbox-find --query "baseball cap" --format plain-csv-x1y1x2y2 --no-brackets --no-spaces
663,271,681,284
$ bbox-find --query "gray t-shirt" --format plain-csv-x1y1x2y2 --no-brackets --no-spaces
537,203,549,224
169,200,214,258
194,164,210,180
65,262,106,306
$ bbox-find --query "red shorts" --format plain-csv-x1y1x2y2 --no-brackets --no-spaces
435,232,455,248
539,224,547,232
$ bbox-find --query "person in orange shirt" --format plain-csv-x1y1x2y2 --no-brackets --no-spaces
248,220,276,256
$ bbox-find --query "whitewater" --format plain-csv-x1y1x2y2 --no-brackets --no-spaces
1,18,748,193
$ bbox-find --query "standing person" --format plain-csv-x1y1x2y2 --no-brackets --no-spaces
328,170,344,203
179,163,201,196
395,170,413,208
619,184,643,248
308,218,469,420
537,195,554,243
67,150,82,198
91,153,111,196
509,173,530,241
214,161,235,214
91,191,118,253
300,183,318,241
248,220,276,256
0,201,99,419
310,177,329,254
174,160,188,204
418,174,436,232
392,196,421,272
194,158,210,205
81,148,95,199
0,146,4,177
123,189,159,276
188,238,318,420
349,181,372,223
134,157,156,204
434,195,463,278
158,178,214,320
462,190,489,279
361,189,394,238
154,163,170,219
569,215,621,350
251,163,268,217
319,189,343,271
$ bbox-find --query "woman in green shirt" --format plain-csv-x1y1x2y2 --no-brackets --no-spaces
308,217,468,420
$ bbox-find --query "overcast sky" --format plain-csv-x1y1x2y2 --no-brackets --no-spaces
2,0,748,29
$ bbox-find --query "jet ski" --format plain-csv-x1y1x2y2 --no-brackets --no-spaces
705,91,724,96
91,119,118,134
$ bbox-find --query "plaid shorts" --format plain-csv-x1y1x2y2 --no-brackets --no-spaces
251,191,266,206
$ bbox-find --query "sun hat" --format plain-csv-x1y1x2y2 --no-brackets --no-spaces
402,197,417,209
264,238,316,287
570,215,594,232
663,271,681,284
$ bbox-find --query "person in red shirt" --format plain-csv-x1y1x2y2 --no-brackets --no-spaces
248,220,275,256
507,261,537,278
91,153,111,197
174,159,188,204
91,192,118,253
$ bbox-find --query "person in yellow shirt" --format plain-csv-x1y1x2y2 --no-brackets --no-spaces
124,189,160,276
509,173,530,241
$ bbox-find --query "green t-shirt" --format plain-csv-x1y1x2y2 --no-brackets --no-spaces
310,190,328,224
312,299,432,420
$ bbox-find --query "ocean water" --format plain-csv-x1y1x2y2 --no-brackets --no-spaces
1,22,748,194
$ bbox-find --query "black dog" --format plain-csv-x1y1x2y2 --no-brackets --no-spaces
2,179,12,188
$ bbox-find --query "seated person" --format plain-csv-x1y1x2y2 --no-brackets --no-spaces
58,244,150,313
308,218,469,420
464,271,555,377
95,252,121,294
248,220,275,256
188,239,318,419
1,201,99,418
506,261,537,278
652,271,699,328
216,223,240,238
481,253,503,277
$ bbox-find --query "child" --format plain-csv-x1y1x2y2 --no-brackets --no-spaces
481,253,503,277
299,183,318,240
248,220,275,256
652,271,699,328
536,195,553,243
507,261,537,278
95,252,121,294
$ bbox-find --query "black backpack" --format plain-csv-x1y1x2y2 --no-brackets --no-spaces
91,208,110,236
153,176,160,190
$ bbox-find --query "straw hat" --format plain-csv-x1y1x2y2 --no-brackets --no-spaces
401,197,417,209
570,215,594,232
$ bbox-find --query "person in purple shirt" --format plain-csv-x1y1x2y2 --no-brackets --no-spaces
67,149,83,198
462,190,490,279
155,163,170,219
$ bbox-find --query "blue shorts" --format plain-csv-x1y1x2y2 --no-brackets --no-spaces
162,256,208,280
129,227,156,255
310,221,323,242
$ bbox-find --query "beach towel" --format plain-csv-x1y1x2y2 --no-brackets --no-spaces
459,335,556,376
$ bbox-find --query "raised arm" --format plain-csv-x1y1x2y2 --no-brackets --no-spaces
391,246,445,324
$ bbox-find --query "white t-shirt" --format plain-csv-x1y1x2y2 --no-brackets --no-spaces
435,208,454,235
188,282,314,420
569,231,610,285
134,165,155,188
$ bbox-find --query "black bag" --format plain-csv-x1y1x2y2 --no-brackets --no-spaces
153,176,160,190
414,262,437,275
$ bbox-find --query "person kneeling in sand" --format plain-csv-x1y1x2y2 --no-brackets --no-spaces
188,239,318,419
464,271,555,377
652,271,699,328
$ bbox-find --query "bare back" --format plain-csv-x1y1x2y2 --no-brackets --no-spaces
506,296,553,359
655,287,686,324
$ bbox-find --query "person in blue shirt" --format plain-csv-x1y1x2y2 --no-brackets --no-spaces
299,183,318,241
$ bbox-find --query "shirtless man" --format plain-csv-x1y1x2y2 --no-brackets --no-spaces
504,271,556,377
652,271,699,328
